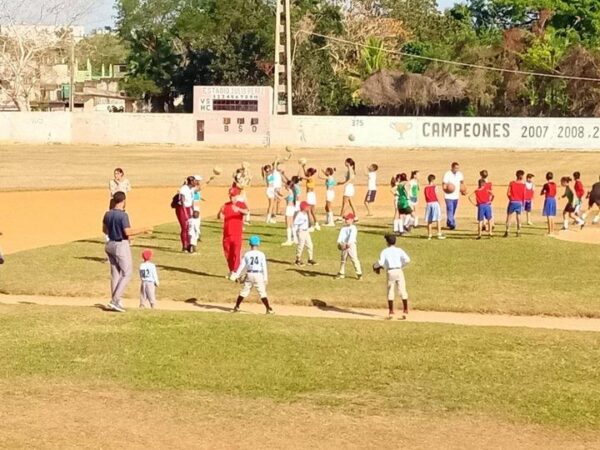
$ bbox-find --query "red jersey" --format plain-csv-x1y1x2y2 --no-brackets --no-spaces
484,181,492,192
475,187,491,205
541,182,557,198
508,181,526,202
524,182,534,201
574,180,585,199
424,185,438,203
222,201,247,237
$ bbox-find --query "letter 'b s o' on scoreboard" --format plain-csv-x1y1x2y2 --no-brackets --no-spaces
193,86,273,146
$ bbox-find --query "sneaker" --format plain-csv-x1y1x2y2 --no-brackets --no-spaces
307,260,318,266
527,221,533,226
295,259,305,267
503,231,509,238
427,236,432,240
266,308,275,315
437,234,446,240
108,303,125,313
232,307,240,313
334,274,345,280
476,236,482,240
580,222,586,230
324,222,335,227
281,241,293,247
386,311,395,320
315,223,321,231
356,274,363,281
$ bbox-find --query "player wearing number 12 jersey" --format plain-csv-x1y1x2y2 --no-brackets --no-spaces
230,235,273,314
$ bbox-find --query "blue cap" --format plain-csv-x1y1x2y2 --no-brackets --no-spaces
249,235,261,246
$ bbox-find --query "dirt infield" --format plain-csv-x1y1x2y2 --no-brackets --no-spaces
1,382,597,450
2,294,600,332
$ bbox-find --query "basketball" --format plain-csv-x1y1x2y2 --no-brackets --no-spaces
299,157,307,165
213,166,222,176
444,183,455,194
460,184,468,195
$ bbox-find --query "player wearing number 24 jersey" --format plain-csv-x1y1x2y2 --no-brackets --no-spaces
230,236,273,314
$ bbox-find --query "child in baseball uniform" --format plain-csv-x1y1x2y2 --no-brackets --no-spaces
373,234,411,320
335,213,362,280
294,201,317,267
188,210,201,253
230,236,274,314
364,164,378,217
139,249,159,309
524,173,535,225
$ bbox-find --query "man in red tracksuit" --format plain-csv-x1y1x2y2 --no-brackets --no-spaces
218,187,249,276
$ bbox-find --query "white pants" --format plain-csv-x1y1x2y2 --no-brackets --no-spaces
140,281,157,307
326,190,335,203
339,243,362,276
307,191,317,206
239,272,268,298
296,229,314,260
387,269,408,301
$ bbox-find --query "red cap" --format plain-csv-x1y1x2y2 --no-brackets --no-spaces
142,249,153,261
344,213,356,220
300,201,310,211
229,187,241,197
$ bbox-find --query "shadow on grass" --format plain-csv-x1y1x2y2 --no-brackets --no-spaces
157,264,223,278
76,256,106,263
287,268,334,278
93,303,125,313
267,258,292,266
184,298,233,312
311,299,379,318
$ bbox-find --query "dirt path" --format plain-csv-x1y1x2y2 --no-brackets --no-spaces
2,294,599,332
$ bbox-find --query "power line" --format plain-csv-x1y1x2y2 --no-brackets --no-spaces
300,30,600,83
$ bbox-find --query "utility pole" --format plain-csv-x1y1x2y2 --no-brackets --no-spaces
273,0,292,115
69,32,75,112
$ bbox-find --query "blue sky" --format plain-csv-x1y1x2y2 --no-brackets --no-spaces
83,0,461,32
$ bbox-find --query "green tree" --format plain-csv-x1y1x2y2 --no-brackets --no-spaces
75,33,129,74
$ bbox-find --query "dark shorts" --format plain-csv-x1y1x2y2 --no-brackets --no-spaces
365,190,377,203
590,195,600,208
477,203,493,222
398,206,413,215
564,203,576,214
524,200,532,212
507,201,523,214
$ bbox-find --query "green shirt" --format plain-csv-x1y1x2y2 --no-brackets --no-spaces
397,183,410,209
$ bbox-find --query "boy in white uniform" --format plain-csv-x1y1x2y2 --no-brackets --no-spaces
364,164,378,216
373,234,411,319
188,210,201,253
294,202,318,267
335,213,362,280
139,249,159,309
230,235,274,314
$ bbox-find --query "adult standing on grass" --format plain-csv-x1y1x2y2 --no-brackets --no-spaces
218,187,249,277
175,176,196,252
442,162,466,230
109,168,131,209
103,191,151,313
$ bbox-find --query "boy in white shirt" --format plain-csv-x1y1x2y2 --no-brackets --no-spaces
335,213,362,280
373,234,411,319
188,210,201,253
139,249,159,309
294,201,317,267
364,164,378,216
230,235,273,314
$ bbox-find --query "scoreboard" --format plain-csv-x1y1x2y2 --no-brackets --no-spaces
193,86,273,146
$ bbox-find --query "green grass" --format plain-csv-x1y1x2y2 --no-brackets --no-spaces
0,305,598,428
1,220,599,317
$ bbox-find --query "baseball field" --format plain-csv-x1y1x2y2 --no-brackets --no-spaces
1,144,599,448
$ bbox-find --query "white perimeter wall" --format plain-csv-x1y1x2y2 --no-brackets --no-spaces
1,112,600,150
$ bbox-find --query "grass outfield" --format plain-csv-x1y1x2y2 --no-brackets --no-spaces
1,220,599,317
0,304,599,430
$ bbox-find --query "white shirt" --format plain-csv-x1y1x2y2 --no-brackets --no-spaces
179,184,194,207
234,249,268,280
272,169,283,189
525,181,535,192
377,246,410,270
442,170,464,200
337,224,358,245
139,261,159,285
109,178,131,197
188,217,200,239
293,211,310,231
367,172,377,191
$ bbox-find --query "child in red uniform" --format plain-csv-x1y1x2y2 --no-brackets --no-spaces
423,174,445,240
573,171,585,219
524,173,535,225
479,169,493,231
218,187,249,277
469,179,495,239
541,172,557,235
504,170,526,238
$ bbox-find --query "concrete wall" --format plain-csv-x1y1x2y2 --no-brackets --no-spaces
1,112,600,150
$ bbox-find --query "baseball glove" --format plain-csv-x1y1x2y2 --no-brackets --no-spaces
372,263,381,275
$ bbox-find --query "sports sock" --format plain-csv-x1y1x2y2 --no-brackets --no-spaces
563,220,569,229
286,227,292,242
402,299,408,314
261,297,271,311
413,217,419,227
398,220,405,233
387,300,394,314
235,296,244,309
